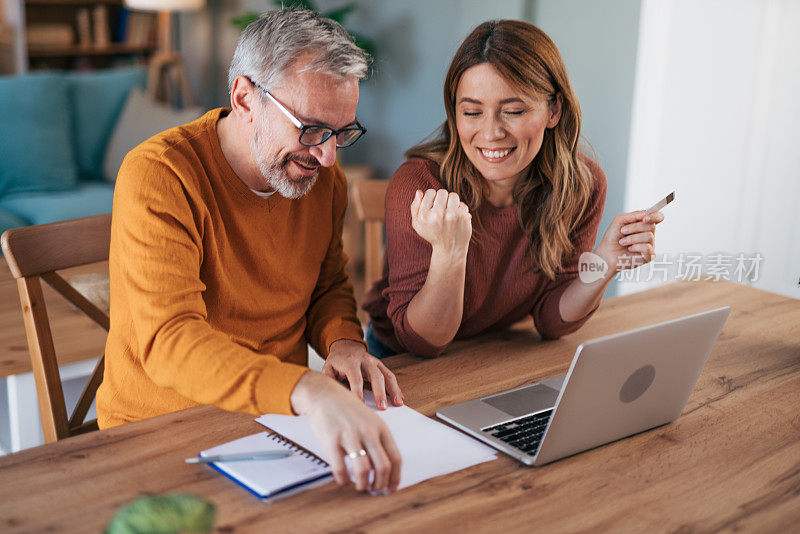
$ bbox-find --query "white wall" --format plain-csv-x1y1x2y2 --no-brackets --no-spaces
530,0,642,240
346,0,528,178
530,0,643,297
189,2,800,303
622,0,800,299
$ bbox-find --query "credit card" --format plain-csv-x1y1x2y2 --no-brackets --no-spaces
645,191,675,215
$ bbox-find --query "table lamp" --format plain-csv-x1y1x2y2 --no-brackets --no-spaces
124,0,205,107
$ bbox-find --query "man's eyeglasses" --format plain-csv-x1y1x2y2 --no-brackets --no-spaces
248,78,366,148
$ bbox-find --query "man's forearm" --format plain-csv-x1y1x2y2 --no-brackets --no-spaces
289,371,327,415
306,273,364,355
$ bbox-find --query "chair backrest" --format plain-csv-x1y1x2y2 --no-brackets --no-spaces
351,180,389,290
1,214,111,443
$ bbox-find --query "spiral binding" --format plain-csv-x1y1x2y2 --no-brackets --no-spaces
267,432,329,467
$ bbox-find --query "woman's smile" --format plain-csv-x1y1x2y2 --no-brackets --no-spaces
478,146,516,163
456,62,559,205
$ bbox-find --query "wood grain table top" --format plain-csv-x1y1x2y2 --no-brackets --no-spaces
0,280,798,533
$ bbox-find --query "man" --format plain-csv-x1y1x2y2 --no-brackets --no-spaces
96,8,403,493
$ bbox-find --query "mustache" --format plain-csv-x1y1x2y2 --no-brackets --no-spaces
284,154,321,168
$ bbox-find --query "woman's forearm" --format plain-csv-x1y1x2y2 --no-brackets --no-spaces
405,248,468,347
559,264,614,323
560,205,666,323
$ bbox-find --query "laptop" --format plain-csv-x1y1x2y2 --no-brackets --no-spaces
436,307,730,466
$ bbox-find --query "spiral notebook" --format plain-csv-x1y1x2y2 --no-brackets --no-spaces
199,432,332,501
257,392,498,490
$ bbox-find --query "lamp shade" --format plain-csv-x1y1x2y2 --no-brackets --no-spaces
124,0,205,11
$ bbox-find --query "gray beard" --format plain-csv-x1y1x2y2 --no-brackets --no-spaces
250,129,318,200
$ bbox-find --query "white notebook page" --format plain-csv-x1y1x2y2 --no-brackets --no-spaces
256,392,497,490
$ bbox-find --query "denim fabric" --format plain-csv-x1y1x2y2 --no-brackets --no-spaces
365,323,397,359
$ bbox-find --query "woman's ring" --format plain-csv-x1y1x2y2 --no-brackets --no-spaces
346,449,367,459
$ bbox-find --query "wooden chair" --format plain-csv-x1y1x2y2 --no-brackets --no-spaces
351,180,389,289
1,214,111,443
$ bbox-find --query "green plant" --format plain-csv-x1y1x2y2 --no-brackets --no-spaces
106,494,215,534
230,1,376,61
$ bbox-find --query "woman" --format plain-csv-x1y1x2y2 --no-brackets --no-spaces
362,20,663,358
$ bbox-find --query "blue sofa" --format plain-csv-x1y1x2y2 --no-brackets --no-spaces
0,67,146,237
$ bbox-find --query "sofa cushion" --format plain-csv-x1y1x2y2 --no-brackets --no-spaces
103,88,203,182
0,72,79,196
67,67,147,181
0,207,29,238
0,182,114,226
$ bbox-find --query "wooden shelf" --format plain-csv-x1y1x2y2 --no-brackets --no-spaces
27,43,156,58
0,26,14,46
23,0,157,70
25,0,122,5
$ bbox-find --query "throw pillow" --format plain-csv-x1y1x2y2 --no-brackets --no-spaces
0,72,79,196
103,88,202,182
67,67,147,181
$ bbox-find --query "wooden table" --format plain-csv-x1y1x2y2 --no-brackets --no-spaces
0,281,798,532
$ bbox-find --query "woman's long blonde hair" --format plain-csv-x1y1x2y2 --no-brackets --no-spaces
407,20,593,279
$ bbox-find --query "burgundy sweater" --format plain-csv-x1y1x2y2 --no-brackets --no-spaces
362,157,607,357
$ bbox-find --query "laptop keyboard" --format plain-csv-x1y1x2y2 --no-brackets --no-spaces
483,410,553,456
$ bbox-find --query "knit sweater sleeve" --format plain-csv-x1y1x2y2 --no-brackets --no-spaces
111,152,307,416
532,158,608,339
381,159,449,357
304,164,366,356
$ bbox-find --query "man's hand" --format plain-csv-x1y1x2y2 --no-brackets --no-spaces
322,339,404,410
290,372,402,492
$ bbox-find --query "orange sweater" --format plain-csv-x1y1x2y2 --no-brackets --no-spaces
97,108,364,428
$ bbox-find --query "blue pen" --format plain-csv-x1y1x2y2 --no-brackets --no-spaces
185,450,292,463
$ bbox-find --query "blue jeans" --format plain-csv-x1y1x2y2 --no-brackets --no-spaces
365,323,396,359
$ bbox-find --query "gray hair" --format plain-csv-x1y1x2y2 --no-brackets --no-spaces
227,7,370,92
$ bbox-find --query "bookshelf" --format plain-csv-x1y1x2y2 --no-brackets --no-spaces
1,0,16,73
0,22,14,74
28,42,152,57
26,0,122,5
23,0,157,70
